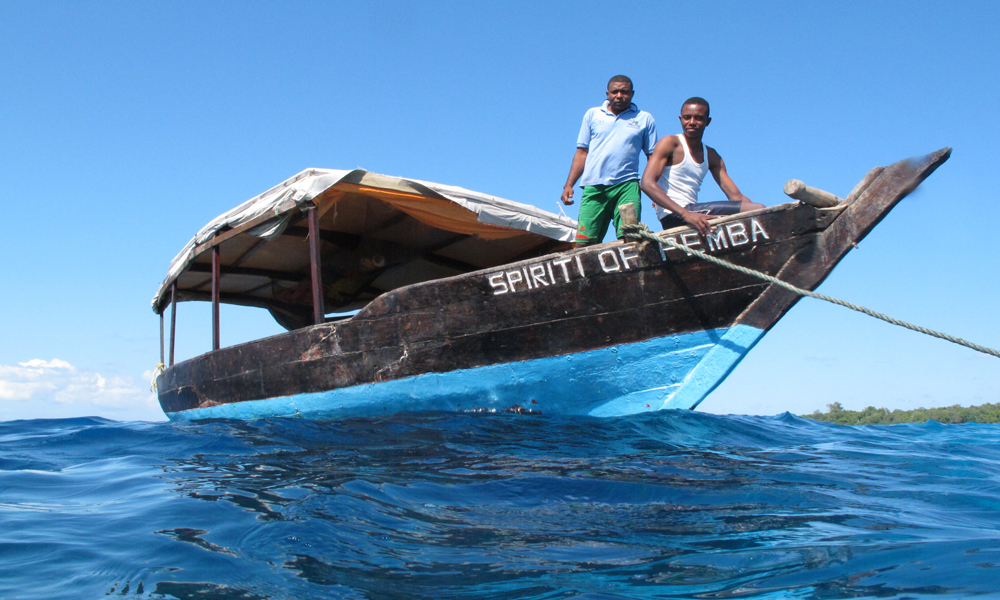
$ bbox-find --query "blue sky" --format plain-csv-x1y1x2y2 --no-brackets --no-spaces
1,1,997,421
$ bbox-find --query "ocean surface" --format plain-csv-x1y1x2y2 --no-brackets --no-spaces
2,412,998,599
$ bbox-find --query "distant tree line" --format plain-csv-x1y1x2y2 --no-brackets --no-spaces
803,402,1000,425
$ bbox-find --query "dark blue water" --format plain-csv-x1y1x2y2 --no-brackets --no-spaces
2,412,998,599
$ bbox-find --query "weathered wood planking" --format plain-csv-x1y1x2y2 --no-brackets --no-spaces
157,149,951,417
740,148,950,331
159,205,822,411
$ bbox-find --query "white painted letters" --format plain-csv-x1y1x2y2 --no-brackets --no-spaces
681,232,702,249
658,236,677,260
529,264,549,287
505,269,524,292
617,244,639,270
707,227,729,251
487,241,654,296
659,216,770,257
726,222,749,246
598,250,621,272
552,257,573,283
488,273,509,294
751,218,770,242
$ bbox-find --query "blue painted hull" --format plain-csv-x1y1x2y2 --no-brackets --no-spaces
168,325,764,421
159,150,951,422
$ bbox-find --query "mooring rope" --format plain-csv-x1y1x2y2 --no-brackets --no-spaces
621,223,1000,359
150,363,165,392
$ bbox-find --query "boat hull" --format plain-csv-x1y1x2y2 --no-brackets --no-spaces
166,325,765,420
157,149,951,420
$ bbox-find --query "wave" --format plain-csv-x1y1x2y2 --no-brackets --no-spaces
1,411,998,598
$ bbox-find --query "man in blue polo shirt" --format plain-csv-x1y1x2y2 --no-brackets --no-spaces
560,75,659,245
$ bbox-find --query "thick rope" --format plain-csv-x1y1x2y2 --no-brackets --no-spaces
150,363,165,392
621,223,1000,359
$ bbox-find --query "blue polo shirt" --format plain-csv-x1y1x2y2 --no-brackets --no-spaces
576,101,657,187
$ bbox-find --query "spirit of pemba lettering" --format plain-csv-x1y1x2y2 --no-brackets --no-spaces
487,217,770,296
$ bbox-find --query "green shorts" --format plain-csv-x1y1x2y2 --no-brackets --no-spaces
575,180,641,244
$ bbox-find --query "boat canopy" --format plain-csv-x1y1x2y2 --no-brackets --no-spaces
151,169,577,330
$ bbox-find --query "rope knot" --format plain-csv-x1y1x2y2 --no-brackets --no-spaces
620,222,660,245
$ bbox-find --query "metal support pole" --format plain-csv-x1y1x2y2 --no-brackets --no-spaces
308,205,325,325
159,311,164,365
212,245,221,351
169,283,177,366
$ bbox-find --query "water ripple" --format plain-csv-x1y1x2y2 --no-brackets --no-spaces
1,412,998,598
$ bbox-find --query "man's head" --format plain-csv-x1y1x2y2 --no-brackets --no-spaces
606,75,634,115
679,97,711,140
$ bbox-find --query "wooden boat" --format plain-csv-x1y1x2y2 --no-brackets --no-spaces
152,148,950,420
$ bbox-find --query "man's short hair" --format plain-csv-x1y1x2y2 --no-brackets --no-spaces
608,75,633,90
682,96,710,116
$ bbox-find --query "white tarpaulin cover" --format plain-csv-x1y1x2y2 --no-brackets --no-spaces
152,169,577,312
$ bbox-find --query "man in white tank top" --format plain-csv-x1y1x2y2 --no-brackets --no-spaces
640,97,764,235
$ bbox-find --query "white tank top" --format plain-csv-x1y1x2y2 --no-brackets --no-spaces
653,134,709,218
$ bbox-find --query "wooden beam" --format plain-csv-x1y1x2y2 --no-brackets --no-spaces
187,236,277,294
159,312,164,366
241,280,277,296
187,262,303,283
422,233,470,253
191,202,300,257
190,275,213,294
618,202,638,226
169,283,177,367
371,211,409,232
284,225,362,251
170,291,316,314
212,246,220,351
308,206,325,325
230,237,268,269
783,179,842,207
419,253,479,273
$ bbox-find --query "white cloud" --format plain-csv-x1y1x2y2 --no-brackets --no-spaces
18,358,74,370
0,359,164,422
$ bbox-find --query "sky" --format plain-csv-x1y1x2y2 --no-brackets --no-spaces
1,1,997,422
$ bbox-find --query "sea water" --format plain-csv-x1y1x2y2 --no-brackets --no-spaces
1,411,998,599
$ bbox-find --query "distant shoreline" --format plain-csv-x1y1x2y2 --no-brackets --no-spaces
802,402,1000,425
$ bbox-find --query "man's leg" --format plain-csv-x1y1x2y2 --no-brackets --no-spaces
576,185,615,245
609,180,642,239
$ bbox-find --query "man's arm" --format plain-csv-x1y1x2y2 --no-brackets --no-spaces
707,147,752,205
560,148,588,205
640,136,713,236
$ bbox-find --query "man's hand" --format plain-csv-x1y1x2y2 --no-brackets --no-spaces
560,185,575,205
562,148,587,205
681,211,713,237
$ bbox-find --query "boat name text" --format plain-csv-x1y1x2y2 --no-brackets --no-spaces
659,217,770,257
486,217,770,295
487,245,640,295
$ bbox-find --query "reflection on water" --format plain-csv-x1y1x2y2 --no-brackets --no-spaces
0,412,997,598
